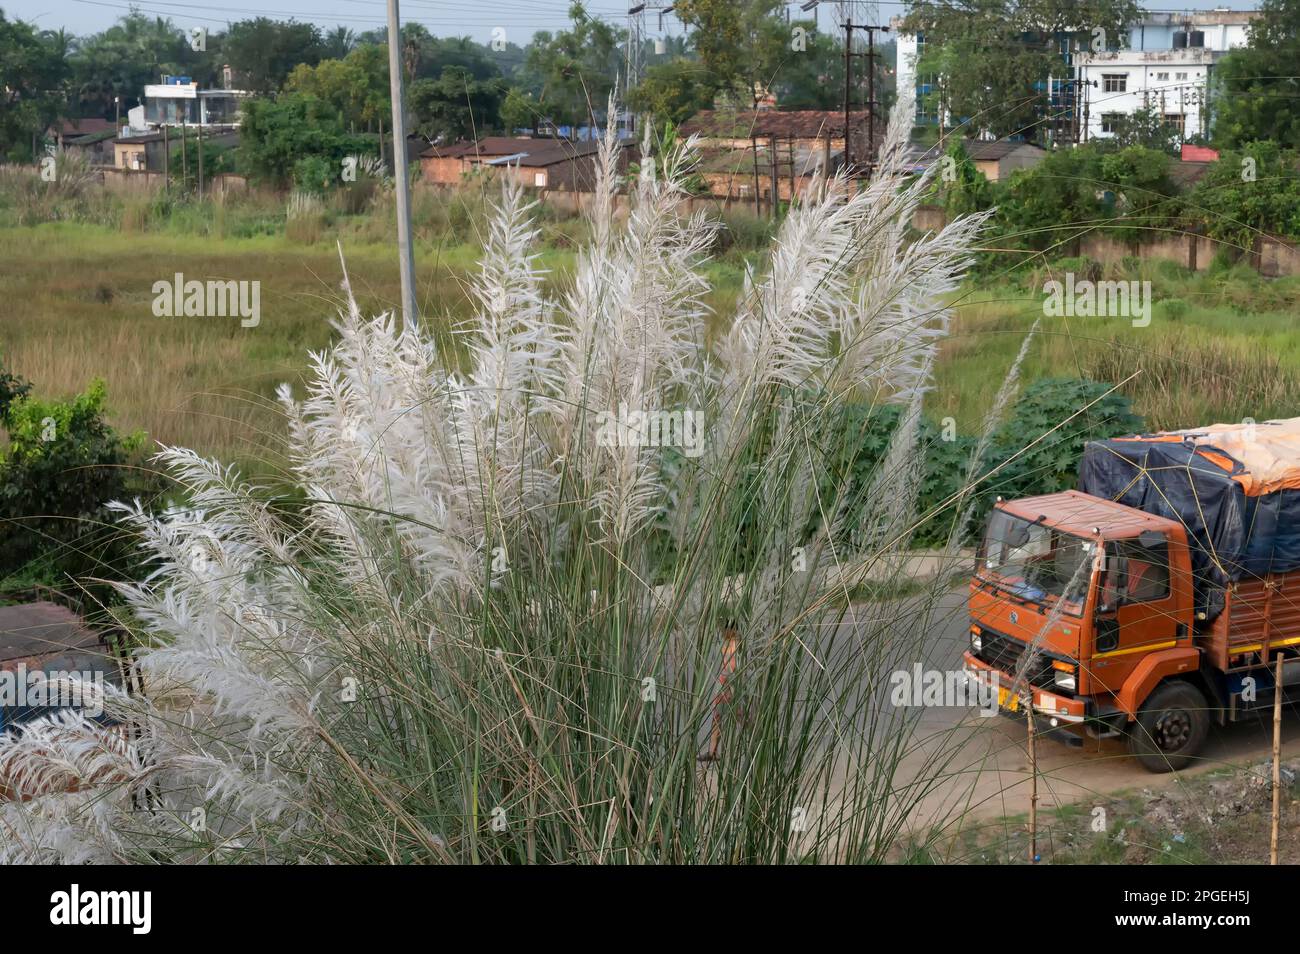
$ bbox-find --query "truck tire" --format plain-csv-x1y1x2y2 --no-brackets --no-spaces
1127,681,1209,773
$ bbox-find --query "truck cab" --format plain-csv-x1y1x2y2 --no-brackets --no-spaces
963,490,1213,771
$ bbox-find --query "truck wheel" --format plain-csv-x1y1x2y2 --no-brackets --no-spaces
1127,681,1209,773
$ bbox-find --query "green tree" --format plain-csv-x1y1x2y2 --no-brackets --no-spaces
1186,143,1300,248
1107,106,1181,154
238,93,369,186
224,18,325,94
996,142,1182,250
934,142,994,218
321,26,356,60
0,376,145,580
285,46,389,131
500,87,539,133
903,0,1139,141
521,3,624,129
674,0,788,108
68,13,191,118
409,66,505,141
1096,145,1181,242
997,145,1104,250
1212,0,1300,149
627,58,718,126
0,12,69,160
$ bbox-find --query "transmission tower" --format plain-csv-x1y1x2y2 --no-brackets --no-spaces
625,3,676,136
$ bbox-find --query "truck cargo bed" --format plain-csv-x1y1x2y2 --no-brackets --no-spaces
1197,573,1300,671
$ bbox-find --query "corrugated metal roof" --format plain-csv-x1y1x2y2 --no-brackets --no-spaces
0,602,103,664
421,136,632,167
55,118,116,137
681,109,884,141
903,138,1046,168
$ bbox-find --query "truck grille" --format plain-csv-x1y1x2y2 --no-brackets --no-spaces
974,628,1056,689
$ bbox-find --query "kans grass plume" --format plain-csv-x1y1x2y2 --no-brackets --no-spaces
0,92,994,863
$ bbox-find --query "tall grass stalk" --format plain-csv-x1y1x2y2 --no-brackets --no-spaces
0,95,997,863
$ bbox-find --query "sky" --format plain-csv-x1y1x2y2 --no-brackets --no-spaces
3,0,1265,47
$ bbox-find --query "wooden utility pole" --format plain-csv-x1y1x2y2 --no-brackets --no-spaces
841,21,890,175
769,136,779,220
163,125,169,181
1027,698,1038,864
385,0,418,325
1272,652,1284,865
181,125,187,184
750,136,761,216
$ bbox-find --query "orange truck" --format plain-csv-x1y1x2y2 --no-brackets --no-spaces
964,417,1300,772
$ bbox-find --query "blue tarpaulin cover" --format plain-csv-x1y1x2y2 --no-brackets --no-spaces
1078,418,1300,617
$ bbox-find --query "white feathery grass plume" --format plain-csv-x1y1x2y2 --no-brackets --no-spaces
560,124,716,540
0,89,994,864
589,93,623,256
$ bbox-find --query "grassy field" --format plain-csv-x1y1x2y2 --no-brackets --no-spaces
4,199,1300,476
0,221,747,475
937,258,1300,433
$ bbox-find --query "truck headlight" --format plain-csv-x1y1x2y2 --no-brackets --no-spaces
1053,668,1076,692
969,627,982,653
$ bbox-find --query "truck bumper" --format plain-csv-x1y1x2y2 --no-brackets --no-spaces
963,652,1088,726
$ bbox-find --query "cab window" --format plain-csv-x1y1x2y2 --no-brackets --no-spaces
1106,538,1170,603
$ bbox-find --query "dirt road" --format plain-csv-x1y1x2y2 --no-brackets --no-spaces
856,587,1300,833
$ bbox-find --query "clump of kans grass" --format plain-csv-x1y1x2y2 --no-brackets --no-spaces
0,92,997,863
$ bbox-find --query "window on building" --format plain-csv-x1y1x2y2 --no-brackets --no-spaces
1101,113,1123,134
533,171,547,188
915,75,939,123
1175,71,1188,81
1162,113,1186,136
1156,71,1169,81
1102,74,1127,93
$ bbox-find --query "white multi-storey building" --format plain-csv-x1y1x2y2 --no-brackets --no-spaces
1077,10,1255,142
892,9,1258,144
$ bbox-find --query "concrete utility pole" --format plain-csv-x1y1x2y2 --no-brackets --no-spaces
386,0,418,326
197,118,203,200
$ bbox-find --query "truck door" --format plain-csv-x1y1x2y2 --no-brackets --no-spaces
1089,534,1179,692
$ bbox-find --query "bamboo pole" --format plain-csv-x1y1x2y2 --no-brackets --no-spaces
768,135,779,220
1028,697,1038,864
1272,652,1284,865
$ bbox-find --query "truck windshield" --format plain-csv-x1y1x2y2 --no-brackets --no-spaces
976,510,1093,616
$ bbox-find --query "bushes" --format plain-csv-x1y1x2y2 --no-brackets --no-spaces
238,93,372,188
977,377,1144,506
822,378,1144,549
994,143,1188,255
1186,143,1300,250
0,362,153,589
